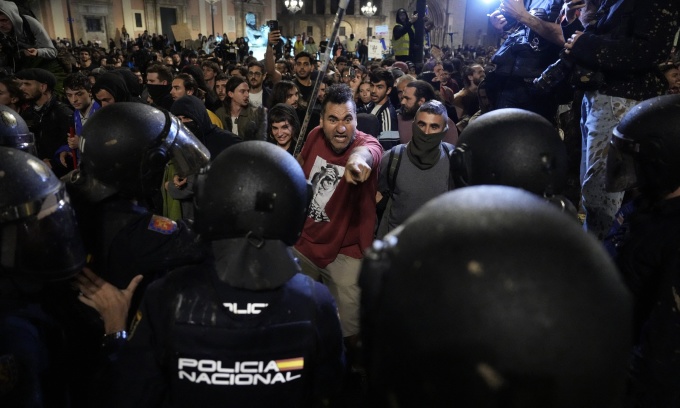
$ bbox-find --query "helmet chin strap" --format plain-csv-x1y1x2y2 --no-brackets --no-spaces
211,238,299,291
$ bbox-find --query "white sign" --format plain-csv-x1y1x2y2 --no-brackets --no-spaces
375,25,388,36
368,40,382,60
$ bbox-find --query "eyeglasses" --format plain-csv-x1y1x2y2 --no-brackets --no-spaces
247,72,263,77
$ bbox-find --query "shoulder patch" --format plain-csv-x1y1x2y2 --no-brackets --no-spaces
148,215,178,235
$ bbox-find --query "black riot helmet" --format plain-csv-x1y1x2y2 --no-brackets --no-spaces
606,94,680,195
0,147,86,280
194,141,310,245
360,186,631,408
76,102,210,200
451,108,568,197
0,105,37,155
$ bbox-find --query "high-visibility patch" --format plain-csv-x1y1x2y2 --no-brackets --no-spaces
275,357,304,371
148,215,178,235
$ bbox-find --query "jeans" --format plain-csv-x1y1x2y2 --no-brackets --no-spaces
580,91,638,240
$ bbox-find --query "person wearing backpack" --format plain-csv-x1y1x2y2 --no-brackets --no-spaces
376,100,453,238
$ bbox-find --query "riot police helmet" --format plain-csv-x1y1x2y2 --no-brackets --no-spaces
194,141,310,245
0,105,36,155
76,102,210,200
606,94,680,195
451,108,568,197
0,147,86,280
360,185,631,407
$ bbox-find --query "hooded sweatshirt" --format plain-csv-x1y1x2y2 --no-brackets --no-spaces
91,72,132,104
170,95,240,158
0,0,56,60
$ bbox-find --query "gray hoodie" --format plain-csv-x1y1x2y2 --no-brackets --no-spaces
0,0,56,60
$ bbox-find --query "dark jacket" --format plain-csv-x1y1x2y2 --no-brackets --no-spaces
20,95,73,176
568,0,680,100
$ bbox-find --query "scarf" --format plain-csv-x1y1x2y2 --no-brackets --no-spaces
406,120,447,170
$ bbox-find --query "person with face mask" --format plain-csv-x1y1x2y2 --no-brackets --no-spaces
163,95,241,222
376,100,453,237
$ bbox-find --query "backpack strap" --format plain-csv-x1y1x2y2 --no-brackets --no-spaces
441,143,453,190
387,144,405,197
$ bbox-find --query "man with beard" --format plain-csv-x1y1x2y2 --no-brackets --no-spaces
265,32,316,111
377,100,453,237
453,64,485,132
15,68,72,177
293,84,382,373
247,61,271,108
397,80,458,145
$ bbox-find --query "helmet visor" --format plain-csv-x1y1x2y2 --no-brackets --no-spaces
1,185,86,280
166,115,210,177
605,132,640,193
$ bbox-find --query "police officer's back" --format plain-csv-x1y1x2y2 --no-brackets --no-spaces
107,141,345,407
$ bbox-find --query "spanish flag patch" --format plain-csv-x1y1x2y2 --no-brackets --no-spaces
148,215,178,235
275,357,304,371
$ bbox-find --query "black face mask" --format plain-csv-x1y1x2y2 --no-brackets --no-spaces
406,121,448,170
183,120,204,142
146,83,172,102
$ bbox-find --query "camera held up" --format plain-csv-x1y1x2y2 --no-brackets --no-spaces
534,49,605,92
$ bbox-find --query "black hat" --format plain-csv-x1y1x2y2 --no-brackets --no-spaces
15,68,57,91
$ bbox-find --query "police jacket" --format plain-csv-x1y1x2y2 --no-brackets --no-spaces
107,261,345,408
610,195,680,406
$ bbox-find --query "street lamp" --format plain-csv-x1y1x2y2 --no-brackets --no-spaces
284,0,304,14
205,0,219,37
361,2,377,37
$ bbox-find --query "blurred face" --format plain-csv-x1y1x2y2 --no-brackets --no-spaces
146,72,167,85
359,83,371,104
164,56,173,65
415,111,446,134
19,80,44,101
271,120,293,148
247,66,265,88
295,56,312,79
172,54,181,64
215,79,228,101
203,65,216,81
65,88,92,112
171,78,192,100
134,71,143,84
230,69,244,78
95,89,115,107
0,82,18,107
341,68,352,84
276,62,288,74
336,61,347,73
370,80,390,104
228,82,250,108
321,101,357,154
0,13,13,34
79,51,91,62
398,10,408,24
317,82,327,102
469,64,486,86
433,64,443,80
285,87,300,108
400,86,422,118
665,67,680,89
397,79,411,101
